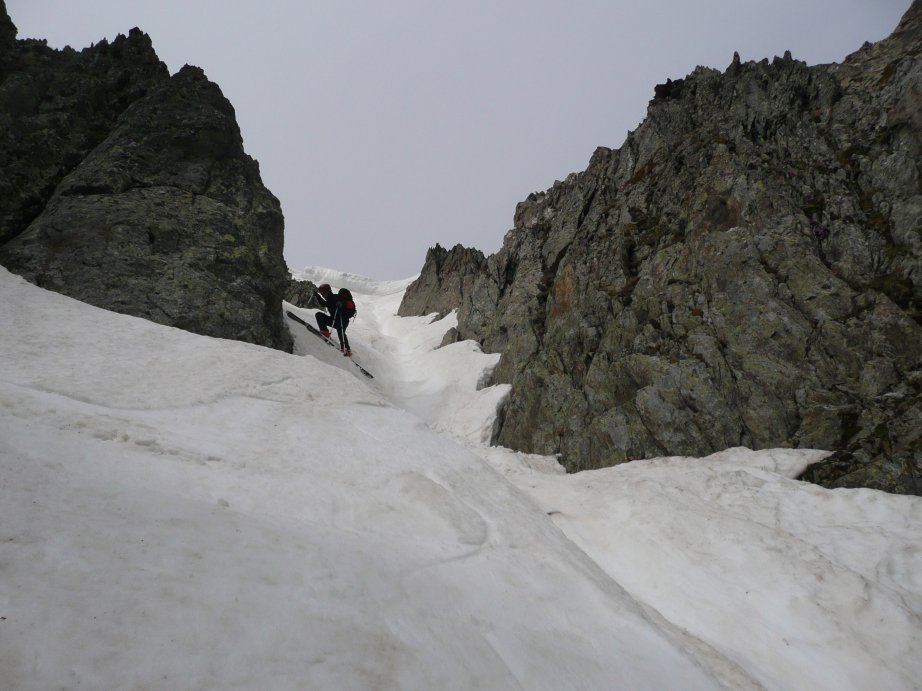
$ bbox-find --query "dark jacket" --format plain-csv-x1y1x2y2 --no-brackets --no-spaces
318,293,355,328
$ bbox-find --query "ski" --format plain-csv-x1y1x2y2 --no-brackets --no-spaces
286,310,374,379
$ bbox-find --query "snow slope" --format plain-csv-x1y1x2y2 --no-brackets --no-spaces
1,264,920,690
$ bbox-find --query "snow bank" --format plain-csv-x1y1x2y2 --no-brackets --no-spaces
3,264,921,690
485,445,922,690
0,268,727,690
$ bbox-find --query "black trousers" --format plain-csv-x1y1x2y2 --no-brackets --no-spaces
316,312,350,351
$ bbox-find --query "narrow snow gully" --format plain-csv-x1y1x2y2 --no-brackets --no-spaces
283,267,922,691
287,267,509,446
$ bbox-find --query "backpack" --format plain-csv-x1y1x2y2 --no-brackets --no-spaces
338,288,356,319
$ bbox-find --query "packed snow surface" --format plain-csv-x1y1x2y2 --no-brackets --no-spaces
1,265,920,690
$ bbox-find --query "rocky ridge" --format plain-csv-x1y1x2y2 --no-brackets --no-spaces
399,2,922,494
0,2,292,350
286,276,323,310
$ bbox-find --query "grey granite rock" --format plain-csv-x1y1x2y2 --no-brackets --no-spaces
400,1,922,493
0,3,292,351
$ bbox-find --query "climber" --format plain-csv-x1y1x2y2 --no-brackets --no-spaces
314,284,357,356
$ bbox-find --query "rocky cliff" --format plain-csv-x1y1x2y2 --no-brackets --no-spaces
399,2,922,494
0,2,292,351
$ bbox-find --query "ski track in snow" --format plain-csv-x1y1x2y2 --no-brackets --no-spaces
1,265,920,690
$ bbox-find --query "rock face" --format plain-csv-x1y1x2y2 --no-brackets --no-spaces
286,276,323,310
0,22,167,247
400,2,922,494
0,2,16,54
0,3,292,351
398,243,487,319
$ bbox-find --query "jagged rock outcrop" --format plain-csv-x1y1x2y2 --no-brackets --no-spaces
0,19,168,246
286,276,323,310
400,2,922,494
398,243,487,319
0,2,292,351
0,2,15,53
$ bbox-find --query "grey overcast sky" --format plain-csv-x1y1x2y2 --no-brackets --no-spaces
8,1,911,279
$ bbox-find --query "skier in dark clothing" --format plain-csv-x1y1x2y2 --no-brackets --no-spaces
314,284,357,356
314,283,335,320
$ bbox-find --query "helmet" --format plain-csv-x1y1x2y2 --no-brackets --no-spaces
318,283,332,295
